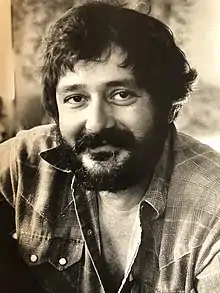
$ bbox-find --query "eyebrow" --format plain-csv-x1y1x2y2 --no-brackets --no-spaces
57,78,137,94
58,84,85,94
105,79,136,88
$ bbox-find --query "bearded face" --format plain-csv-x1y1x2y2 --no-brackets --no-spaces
56,48,169,191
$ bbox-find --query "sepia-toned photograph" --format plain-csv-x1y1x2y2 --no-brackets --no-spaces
0,0,220,292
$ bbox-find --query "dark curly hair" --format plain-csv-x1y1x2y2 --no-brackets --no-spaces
41,1,197,122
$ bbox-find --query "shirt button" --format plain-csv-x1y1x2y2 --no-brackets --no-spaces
87,229,93,236
59,257,67,266
30,254,38,263
12,232,17,239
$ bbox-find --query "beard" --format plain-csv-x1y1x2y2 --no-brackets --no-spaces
56,122,168,192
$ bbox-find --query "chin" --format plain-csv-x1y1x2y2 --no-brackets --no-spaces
81,149,131,176
75,147,152,192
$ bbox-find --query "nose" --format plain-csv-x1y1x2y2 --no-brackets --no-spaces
85,98,115,133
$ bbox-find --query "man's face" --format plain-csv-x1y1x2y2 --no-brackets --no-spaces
56,47,169,190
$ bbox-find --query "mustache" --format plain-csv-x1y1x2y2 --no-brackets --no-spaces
74,127,136,153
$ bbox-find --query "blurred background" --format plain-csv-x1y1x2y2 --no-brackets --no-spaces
0,0,220,150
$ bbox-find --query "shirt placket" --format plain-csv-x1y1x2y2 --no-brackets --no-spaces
118,205,142,293
71,179,144,293
71,179,105,293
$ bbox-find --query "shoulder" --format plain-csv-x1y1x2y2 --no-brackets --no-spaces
174,131,220,178
161,132,220,269
0,124,58,160
170,131,220,216
15,123,57,143
13,124,58,152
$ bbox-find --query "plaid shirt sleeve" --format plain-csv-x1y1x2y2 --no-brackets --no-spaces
0,136,18,206
195,221,220,293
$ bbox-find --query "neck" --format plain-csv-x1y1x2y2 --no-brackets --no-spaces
98,180,148,212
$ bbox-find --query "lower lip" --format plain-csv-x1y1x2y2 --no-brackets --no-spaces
90,145,119,153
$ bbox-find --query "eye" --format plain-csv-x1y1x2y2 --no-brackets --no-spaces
64,95,87,108
110,90,137,106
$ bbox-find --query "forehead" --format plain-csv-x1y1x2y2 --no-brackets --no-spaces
57,47,134,90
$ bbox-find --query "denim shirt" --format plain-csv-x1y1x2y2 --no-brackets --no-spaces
1,123,220,293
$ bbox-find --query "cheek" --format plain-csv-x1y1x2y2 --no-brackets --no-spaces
115,102,155,140
58,109,86,143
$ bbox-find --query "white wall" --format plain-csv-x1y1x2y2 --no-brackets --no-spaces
0,0,14,134
188,0,220,86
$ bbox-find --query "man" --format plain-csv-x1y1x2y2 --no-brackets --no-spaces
1,1,220,292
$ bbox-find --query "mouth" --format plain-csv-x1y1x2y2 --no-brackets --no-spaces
89,145,120,153
83,145,121,162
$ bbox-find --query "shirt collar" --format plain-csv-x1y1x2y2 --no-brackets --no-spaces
142,124,176,220
39,125,72,173
40,145,72,173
